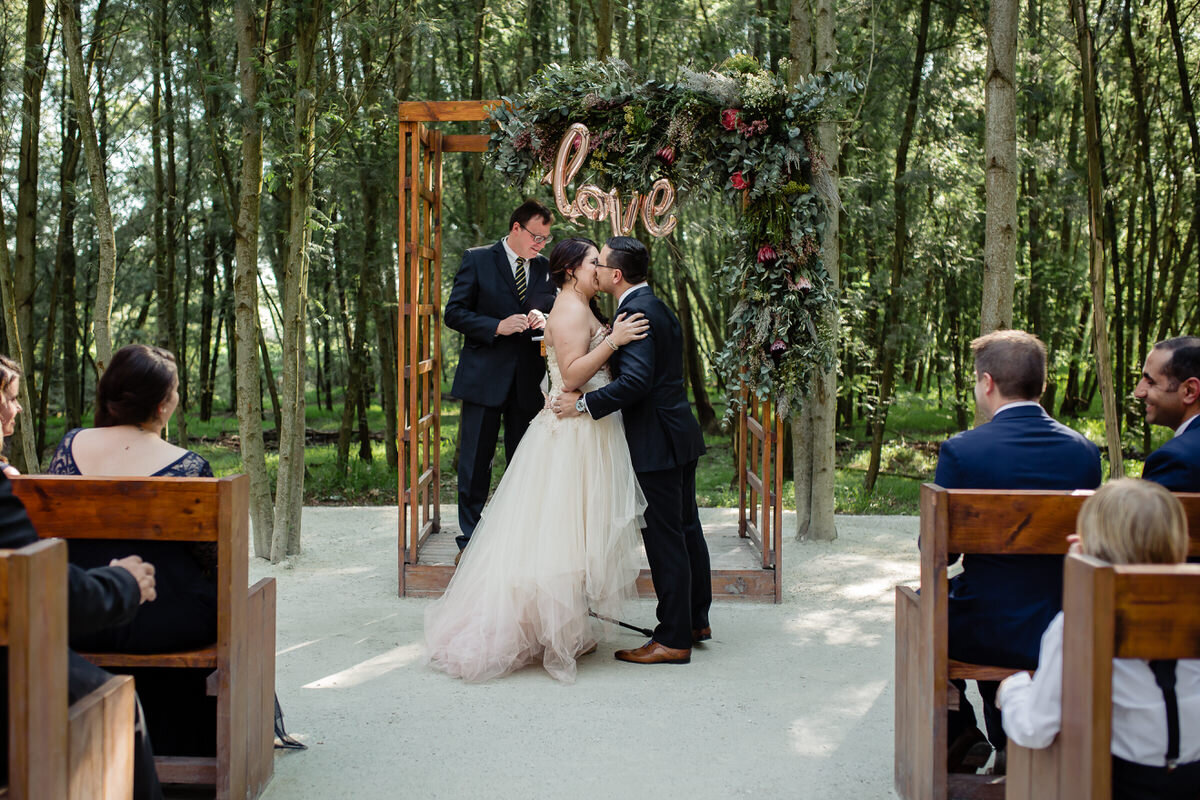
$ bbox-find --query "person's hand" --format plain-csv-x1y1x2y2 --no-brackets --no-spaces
110,555,157,604
496,314,530,336
553,391,583,418
527,309,547,331
1066,533,1082,555
609,312,649,347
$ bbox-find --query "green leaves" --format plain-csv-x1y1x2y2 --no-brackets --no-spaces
487,60,857,419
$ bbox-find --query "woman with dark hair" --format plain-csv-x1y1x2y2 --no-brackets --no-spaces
425,237,650,683
46,343,219,756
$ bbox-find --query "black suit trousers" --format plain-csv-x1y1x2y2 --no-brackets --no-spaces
456,390,541,548
636,460,712,649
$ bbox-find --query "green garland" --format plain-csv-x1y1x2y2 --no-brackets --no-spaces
486,58,858,419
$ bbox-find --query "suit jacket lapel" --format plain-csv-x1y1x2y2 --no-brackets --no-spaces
493,241,520,303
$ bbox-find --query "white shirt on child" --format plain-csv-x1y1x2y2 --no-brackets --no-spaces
997,611,1200,766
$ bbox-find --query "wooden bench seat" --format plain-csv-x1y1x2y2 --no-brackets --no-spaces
1007,554,1200,800
11,475,276,800
2,538,135,800
894,484,1200,800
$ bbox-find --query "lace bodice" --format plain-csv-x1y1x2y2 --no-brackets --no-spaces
546,328,612,397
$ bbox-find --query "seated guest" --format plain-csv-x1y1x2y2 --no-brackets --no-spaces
998,479,1200,799
0,356,24,477
0,431,163,799
1134,336,1200,492
48,343,217,758
934,329,1102,773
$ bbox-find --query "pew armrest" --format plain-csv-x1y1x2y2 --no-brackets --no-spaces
68,674,135,800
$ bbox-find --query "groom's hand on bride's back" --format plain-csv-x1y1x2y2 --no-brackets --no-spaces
554,390,583,418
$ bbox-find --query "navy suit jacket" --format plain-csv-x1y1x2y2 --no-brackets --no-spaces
1142,418,1200,492
444,241,555,409
584,287,706,473
934,404,1102,669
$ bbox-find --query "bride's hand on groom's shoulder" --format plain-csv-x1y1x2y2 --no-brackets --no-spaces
610,312,649,347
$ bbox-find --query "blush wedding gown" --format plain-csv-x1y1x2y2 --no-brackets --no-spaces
424,328,646,683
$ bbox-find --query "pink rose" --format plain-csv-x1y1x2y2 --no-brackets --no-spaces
730,171,750,190
720,108,741,131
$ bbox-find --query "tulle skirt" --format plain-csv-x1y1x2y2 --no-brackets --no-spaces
424,408,645,683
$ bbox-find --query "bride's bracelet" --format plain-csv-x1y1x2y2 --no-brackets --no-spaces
604,335,619,351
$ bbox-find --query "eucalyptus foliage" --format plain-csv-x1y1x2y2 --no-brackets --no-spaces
486,58,858,417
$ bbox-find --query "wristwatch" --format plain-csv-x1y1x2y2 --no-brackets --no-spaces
575,396,588,414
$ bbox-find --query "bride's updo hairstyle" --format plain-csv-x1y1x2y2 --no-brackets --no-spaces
548,237,607,324
96,344,179,427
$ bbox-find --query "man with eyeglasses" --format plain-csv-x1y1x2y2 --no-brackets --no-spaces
1135,336,1200,492
445,199,557,557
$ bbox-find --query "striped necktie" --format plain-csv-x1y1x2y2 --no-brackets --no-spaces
514,256,528,304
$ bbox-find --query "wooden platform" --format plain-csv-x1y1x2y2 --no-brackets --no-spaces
402,511,780,602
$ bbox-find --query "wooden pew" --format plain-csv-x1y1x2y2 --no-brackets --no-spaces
1006,554,1200,800
894,484,1200,800
2,538,135,800
10,475,276,800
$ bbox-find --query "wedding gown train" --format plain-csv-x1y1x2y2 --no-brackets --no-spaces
424,329,645,683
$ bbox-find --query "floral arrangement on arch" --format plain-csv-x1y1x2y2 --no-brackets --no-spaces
485,57,858,418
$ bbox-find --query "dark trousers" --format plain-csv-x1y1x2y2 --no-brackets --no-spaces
456,394,538,548
948,679,1005,750
69,652,163,800
1113,756,1200,799
635,460,712,650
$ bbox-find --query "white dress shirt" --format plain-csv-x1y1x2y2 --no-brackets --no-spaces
1177,414,1199,438
997,612,1200,766
501,236,527,286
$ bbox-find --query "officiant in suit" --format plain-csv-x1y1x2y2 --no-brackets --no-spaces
1134,336,1200,493
934,329,1102,772
555,236,711,665
445,200,557,552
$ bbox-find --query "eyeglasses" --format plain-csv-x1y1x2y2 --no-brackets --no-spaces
519,222,553,244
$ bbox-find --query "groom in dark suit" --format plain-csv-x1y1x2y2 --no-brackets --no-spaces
1134,336,1200,492
444,200,557,551
556,236,711,665
935,329,1101,771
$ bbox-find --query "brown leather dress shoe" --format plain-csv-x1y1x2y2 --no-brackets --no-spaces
454,549,462,567
614,640,691,665
692,627,712,643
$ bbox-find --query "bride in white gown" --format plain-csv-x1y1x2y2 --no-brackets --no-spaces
424,237,650,683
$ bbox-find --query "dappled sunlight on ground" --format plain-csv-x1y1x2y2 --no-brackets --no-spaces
302,642,425,689
789,679,890,757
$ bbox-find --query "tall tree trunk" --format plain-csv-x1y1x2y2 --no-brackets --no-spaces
60,0,117,372
979,0,1018,343
1070,0,1123,477
594,0,613,59
14,0,46,462
57,72,83,435
1165,0,1200,280
667,234,717,432
234,0,275,557
272,0,323,561
789,0,836,540
865,0,931,492
0,205,39,472
199,216,217,420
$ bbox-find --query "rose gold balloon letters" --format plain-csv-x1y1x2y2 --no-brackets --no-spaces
541,123,677,238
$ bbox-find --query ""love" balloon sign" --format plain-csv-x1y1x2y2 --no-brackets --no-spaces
540,123,678,238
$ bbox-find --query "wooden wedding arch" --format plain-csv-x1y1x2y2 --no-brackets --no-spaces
396,101,785,603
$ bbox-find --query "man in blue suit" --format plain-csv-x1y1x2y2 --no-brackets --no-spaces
444,200,558,552
1134,336,1200,492
934,330,1101,772
555,237,711,664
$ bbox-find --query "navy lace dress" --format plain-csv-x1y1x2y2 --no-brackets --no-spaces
48,427,219,756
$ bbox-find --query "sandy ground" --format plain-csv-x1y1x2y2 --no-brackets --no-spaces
249,507,921,800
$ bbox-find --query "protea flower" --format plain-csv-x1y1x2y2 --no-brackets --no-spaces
769,339,788,359
795,275,813,292
730,171,750,190
757,245,777,263
656,146,677,166
720,108,741,131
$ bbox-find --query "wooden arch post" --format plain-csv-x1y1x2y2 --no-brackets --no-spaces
396,100,782,602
